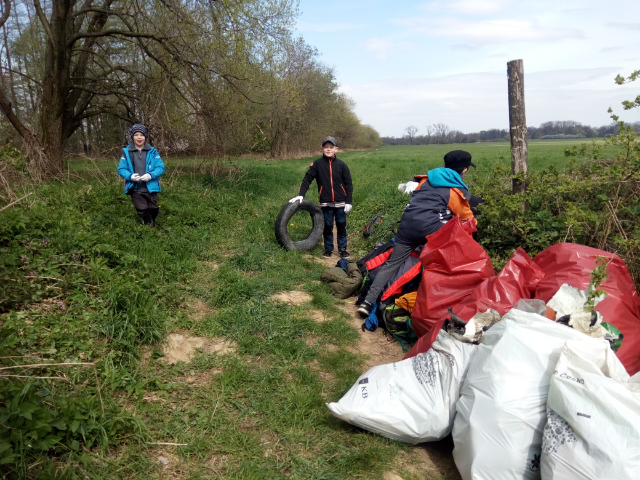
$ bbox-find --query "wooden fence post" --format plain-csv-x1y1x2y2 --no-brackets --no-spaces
507,59,528,195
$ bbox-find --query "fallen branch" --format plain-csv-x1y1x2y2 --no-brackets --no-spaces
146,442,188,446
0,192,34,213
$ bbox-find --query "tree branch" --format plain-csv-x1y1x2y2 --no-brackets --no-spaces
0,0,10,29
1,67,43,88
68,29,166,47
33,0,55,45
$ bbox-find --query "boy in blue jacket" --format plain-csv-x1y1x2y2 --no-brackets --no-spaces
117,124,165,227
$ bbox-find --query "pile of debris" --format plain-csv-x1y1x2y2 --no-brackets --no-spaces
323,216,640,479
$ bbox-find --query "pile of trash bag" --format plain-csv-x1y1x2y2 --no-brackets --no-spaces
326,216,640,478
328,300,640,479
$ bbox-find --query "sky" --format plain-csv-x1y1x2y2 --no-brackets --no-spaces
295,0,640,137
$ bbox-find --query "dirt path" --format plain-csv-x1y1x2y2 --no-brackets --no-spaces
310,252,461,480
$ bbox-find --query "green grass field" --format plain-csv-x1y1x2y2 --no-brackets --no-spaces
1,139,596,479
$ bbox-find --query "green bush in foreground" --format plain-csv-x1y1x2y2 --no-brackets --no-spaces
474,122,640,280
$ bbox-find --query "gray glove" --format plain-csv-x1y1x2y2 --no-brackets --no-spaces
140,173,152,182
130,173,142,182
344,204,352,213
289,196,303,204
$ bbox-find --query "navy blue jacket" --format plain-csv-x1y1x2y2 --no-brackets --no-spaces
395,168,476,245
299,156,353,204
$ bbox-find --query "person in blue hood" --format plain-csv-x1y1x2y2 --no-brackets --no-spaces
117,124,165,227
357,150,478,318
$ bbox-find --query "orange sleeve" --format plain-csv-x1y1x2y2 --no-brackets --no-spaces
449,188,476,224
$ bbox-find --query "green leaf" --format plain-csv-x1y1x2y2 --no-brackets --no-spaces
18,402,39,420
70,419,80,433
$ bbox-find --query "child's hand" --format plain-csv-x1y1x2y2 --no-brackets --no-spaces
140,173,152,182
289,196,303,204
130,173,141,182
344,204,352,213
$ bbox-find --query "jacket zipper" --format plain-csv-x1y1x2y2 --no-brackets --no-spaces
319,186,323,201
341,184,346,196
329,159,335,202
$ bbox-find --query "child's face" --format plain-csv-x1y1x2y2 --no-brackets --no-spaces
322,143,338,156
133,132,146,147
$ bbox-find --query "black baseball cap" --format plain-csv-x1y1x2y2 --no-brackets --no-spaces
321,136,337,147
444,150,476,169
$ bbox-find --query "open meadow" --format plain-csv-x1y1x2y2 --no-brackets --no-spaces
0,139,610,479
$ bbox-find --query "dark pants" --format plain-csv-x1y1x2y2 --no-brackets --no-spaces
321,206,347,252
130,192,159,224
364,241,419,305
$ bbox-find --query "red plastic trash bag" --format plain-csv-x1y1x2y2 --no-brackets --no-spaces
533,243,640,375
409,217,494,341
467,247,544,315
406,233,544,359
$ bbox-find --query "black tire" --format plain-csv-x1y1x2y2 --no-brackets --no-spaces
275,200,324,251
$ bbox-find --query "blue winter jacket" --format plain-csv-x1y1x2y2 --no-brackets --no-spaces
117,145,165,194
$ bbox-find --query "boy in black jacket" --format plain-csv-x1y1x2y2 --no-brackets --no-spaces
289,136,353,258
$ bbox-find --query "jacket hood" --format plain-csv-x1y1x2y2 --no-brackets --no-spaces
427,167,468,190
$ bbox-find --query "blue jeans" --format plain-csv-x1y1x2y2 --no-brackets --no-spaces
321,207,347,252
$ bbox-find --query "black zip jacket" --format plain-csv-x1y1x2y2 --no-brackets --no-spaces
299,155,353,205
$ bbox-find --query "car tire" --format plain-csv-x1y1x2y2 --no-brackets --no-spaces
275,200,324,251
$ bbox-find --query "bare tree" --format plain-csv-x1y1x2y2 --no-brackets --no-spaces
405,125,418,144
431,123,450,144
424,124,433,144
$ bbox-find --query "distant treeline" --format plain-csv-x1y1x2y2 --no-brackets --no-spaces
384,121,640,145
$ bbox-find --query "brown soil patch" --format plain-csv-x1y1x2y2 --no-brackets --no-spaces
200,261,220,270
309,310,330,323
384,437,461,480
337,300,405,371
162,333,236,364
269,290,312,306
184,368,223,386
185,298,215,322
147,448,185,479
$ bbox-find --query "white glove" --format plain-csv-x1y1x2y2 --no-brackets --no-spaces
289,196,303,204
130,173,141,182
140,173,152,182
344,204,352,213
400,181,419,194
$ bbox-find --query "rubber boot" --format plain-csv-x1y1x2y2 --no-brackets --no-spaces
146,208,159,228
136,209,146,224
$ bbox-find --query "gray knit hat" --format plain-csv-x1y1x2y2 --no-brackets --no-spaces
130,124,148,139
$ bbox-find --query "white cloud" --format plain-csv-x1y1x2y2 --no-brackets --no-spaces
339,68,640,136
364,37,417,59
448,0,511,14
607,22,640,31
394,17,584,45
599,47,624,53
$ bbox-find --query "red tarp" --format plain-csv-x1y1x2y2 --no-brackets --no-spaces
404,221,640,375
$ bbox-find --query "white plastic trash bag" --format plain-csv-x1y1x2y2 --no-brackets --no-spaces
326,331,477,444
452,308,603,480
541,339,640,480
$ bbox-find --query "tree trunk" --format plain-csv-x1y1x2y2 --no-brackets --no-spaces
507,59,528,195
38,0,73,176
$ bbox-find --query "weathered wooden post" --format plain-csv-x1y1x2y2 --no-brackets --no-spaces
507,59,528,195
